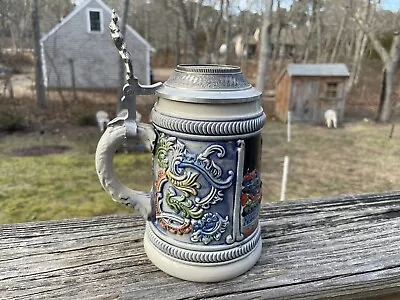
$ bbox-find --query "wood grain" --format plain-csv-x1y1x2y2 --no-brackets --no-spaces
2,191,400,299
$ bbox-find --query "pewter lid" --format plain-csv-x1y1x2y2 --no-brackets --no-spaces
155,64,262,103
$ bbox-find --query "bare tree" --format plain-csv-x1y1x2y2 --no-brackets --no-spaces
240,9,251,66
353,33,368,85
302,0,318,63
163,0,203,63
32,0,46,109
256,0,273,92
0,0,32,52
144,0,150,41
346,0,372,93
224,0,233,64
347,0,400,122
202,0,224,63
175,15,181,66
272,0,289,66
41,0,74,33
330,11,347,63
314,1,322,63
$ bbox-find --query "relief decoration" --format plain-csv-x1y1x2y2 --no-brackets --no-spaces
154,133,234,244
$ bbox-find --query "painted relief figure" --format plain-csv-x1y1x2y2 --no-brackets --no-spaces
241,170,262,237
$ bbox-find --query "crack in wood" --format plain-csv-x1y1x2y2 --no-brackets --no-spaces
2,191,400,299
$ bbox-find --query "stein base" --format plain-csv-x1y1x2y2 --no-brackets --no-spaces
143,231,262,282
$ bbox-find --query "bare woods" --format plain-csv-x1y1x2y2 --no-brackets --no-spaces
0,0,399,121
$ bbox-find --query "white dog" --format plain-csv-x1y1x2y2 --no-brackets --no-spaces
96,110,110,133
324,109,337,128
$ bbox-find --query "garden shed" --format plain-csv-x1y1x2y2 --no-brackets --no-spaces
40,0,153,90
275,64,349,123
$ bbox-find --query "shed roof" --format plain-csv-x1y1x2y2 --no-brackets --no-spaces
287,64,350,77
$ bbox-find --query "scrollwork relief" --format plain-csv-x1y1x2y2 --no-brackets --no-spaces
154,133,234,244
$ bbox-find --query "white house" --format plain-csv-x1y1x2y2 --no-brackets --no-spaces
41,0,153,90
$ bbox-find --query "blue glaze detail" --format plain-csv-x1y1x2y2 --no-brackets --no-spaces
191,212,229,245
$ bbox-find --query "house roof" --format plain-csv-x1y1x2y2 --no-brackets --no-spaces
40,0,154,51
287,64,350,77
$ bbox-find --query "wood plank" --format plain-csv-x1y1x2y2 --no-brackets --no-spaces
1,191,400,299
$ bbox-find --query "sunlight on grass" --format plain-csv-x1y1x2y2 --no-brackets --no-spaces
263,121,400,201
1,120,399,223
0,127,152,224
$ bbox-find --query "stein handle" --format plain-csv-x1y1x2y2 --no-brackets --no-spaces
95,111,156,220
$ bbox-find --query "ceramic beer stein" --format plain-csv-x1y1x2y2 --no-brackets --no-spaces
95,12,265,283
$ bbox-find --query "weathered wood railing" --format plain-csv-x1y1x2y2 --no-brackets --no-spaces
2,191,400,299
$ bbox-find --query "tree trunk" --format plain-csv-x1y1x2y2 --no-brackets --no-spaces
225,0,233,64
378,32,400,122
272,0,281,65
164,21,170,66
184,30,188,63
380,69,394,122
68,59,77,102
205,0,224,64
376,69,386,121
256,0,273,92
346,1,371,93
177,0,199,63
32,0,46,109
187,29,198,63
240,14,250,67
302,0,317,63
354,33,368,85
175,17,181,66
273,25,282,62
205,31,212,63
315,3,322,63
346,29,356,60
9,25,17,53
349,0,399,122
144,1,149,41
330,13,347,63
346,30,364,92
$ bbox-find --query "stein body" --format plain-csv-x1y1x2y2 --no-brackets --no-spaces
96,65,265,282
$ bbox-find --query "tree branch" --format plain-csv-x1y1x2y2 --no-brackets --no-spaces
161,0,181,17
344,1,391,64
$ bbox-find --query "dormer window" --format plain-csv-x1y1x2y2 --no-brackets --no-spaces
87,8,103,32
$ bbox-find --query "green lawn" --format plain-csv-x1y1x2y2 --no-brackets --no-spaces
263,120,400,201
0,126,152,224
0,120,399,224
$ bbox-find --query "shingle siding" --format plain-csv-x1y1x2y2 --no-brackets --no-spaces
42,0,150,89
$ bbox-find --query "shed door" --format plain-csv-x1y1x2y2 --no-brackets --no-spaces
290,80,318,122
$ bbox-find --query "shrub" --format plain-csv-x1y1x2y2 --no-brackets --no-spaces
0,112,26,132
74,113,97,127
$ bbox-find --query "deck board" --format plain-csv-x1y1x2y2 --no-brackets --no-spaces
1,191,400,299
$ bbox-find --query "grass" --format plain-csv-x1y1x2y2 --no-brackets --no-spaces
263,120,400,201
0,126,152,224
0,120,399,224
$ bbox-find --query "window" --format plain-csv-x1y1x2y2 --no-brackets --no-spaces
87,9,102,32
326,82,338,98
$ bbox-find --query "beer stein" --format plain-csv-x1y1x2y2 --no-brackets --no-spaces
95,12,265,282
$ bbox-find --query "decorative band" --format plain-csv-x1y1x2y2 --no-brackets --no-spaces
147,226,261,264
164,72,251,90
151,110,266,136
